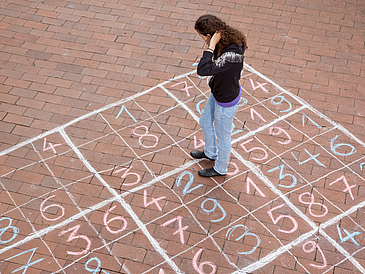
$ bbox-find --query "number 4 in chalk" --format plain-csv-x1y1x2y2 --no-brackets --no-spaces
43,137,62,154
116,105,137,122
337,225,361,245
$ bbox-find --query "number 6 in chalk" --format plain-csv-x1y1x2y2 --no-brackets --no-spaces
192,248,216,274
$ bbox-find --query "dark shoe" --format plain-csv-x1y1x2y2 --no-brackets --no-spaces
198,167,225,177
190,151,215,161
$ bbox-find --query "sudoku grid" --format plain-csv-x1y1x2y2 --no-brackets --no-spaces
1,63,365,274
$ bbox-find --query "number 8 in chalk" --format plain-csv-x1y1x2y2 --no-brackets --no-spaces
0,217,19,244
132,125,159,148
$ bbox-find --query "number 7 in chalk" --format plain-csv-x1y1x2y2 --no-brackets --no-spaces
116,105,137,122
302,114,322,129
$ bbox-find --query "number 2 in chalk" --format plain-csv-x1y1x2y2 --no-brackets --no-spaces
176,171,203,196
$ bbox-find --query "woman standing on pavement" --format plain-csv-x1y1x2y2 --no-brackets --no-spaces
190,14,247,177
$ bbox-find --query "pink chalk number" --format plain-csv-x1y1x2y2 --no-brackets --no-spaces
192,248,216,274
43,137,62,154
302,241,327,269
299,192,328,218
246,177,266,197
161,216,188,244
59,225,91,256
132,125,159,148
194,135,205,148
240,138,268,161
103,205,128,234
144,190,165,211
267,204,298,234
114,165,141,186
40,195,65,221
226,161,239,176
249,79,268,93
269,126,292,145
250,108,267,122
171,81,193,97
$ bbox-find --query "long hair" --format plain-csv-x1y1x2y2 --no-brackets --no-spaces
195,14,247,57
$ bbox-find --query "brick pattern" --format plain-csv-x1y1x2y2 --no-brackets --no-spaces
1,0,365,273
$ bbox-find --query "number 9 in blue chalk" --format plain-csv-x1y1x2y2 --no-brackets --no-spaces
270,95,292,113
85,257,109,274
226,224,261,255
201,198,226,223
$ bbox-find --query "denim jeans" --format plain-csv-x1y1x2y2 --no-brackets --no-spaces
199,93,239,175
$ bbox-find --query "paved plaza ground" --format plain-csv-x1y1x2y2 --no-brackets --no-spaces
0,0,365,273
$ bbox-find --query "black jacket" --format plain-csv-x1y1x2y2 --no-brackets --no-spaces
197,43,245,103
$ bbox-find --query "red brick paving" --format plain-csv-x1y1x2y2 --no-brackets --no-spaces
1,0,365,273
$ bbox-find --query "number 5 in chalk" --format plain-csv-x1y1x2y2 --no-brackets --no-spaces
267,204,298,234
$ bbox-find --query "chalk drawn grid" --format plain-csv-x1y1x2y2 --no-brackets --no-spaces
1,64,365,274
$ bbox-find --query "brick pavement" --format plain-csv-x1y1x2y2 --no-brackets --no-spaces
0,0,365,273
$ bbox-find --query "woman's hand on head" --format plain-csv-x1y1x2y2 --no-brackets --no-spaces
209,32,221,48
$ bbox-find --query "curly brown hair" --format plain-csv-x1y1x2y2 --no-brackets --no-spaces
195,14,248,57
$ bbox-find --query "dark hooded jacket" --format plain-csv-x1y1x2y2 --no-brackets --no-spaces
197,43,245,103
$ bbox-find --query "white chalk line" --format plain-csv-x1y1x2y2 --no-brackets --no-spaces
0,65,364,272
233,230,317,274
100,105,243,271
30,143,124,271
231,148,317,272
236,79,365,226
60,127,185,274
319,228,365,272
239,67,365,236
131,99,243,271
0,70,197,158
57,68,365,274
0,68,272,272
241,63,365,272
161,79,316,273
0,160,202,272
0,178,66,273
240,67,365,221
242,125,365,272
244,63,365,149
166,73,333,272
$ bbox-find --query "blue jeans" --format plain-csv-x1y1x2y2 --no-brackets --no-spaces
199,93,239,175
